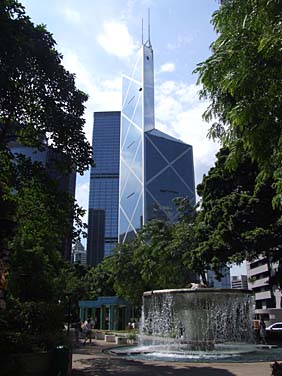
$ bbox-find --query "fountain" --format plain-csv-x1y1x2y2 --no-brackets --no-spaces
110,288,282,362
141,288,253,351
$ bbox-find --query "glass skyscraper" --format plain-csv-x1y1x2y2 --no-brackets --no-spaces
87,111,120,266
119,40,195,242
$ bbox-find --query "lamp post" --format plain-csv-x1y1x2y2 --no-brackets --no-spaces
65,293,72,335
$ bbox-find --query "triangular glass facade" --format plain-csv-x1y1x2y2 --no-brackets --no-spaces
118,42,195,242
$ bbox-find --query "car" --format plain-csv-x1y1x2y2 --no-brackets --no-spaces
266,322,282,331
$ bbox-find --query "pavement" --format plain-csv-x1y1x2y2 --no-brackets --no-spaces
72,339,280,376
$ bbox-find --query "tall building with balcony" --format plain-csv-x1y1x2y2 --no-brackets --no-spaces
119,37,195,242
247,256,282,323
87,112,120,266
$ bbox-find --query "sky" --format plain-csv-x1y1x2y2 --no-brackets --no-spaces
20,0,245,276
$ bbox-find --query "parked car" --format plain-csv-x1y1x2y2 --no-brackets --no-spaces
266,322,282,331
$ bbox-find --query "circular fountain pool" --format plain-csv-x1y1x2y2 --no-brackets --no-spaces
109,343,282,363
110,288,282,363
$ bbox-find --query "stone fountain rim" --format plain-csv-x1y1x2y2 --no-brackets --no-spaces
143,288,253,296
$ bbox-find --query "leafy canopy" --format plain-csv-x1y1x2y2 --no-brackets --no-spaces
195,0,282,206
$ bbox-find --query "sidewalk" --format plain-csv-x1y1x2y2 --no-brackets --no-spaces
72,339,276,376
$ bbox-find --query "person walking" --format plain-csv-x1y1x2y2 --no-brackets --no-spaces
82,318,92,346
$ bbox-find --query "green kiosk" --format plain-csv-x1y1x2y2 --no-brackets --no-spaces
79,296,132,330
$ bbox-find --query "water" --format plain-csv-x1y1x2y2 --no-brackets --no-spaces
140,288,254,351
108,288,282,362
112,345,282,363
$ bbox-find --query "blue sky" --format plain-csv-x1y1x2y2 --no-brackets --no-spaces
20,0,245,275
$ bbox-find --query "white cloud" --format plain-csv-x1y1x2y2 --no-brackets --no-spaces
102,77,122,91
157,81,199,105
62,49,121,143
61,7,81,24
75,179,89,213
159,62,175,73
97,21,138,58
167,34,194,50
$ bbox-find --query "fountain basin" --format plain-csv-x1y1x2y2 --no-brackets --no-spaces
108,343,282,363
141,288,254,350
107,288,281,362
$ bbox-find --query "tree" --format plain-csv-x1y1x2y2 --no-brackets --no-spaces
0,1,92,170
111,219,194,306
170,208,210,285
0,0,92,307
195,0,282,207
192,148,282,284
83,256,116,300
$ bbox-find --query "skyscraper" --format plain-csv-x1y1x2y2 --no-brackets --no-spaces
87,111,120,266
71,240,87,265
118,38,195,242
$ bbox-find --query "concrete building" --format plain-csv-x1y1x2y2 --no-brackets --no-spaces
231,275,248,290
247,256,282,324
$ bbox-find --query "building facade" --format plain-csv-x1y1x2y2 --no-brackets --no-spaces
87,112,120,266
71,240,87,265
231,275,248,290
207,268,231,289
119,40,195,242
247,257,282,323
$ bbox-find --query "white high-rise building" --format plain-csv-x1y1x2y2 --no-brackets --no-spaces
247,257,282,324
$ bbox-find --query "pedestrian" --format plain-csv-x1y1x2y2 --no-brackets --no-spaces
259,318,267,344
82,318,92,345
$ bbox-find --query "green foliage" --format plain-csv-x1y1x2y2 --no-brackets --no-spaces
0,1,92,356
0,0,92,172
83,256,116,299
110,219,194,306
191,148,282,282
0,299,66,353
0,0,91,307
195,0,282,206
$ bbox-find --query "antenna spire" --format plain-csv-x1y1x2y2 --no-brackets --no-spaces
142,18,144,45
148,8,151,47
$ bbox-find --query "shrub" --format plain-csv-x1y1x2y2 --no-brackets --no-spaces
0,299,67,353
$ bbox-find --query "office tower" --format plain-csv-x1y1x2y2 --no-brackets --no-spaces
119,37,195,242
71,240,87,265
87,112,120,266
231,275,248,290
9,141,76,261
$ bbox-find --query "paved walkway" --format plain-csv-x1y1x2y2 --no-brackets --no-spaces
72,339,278,376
